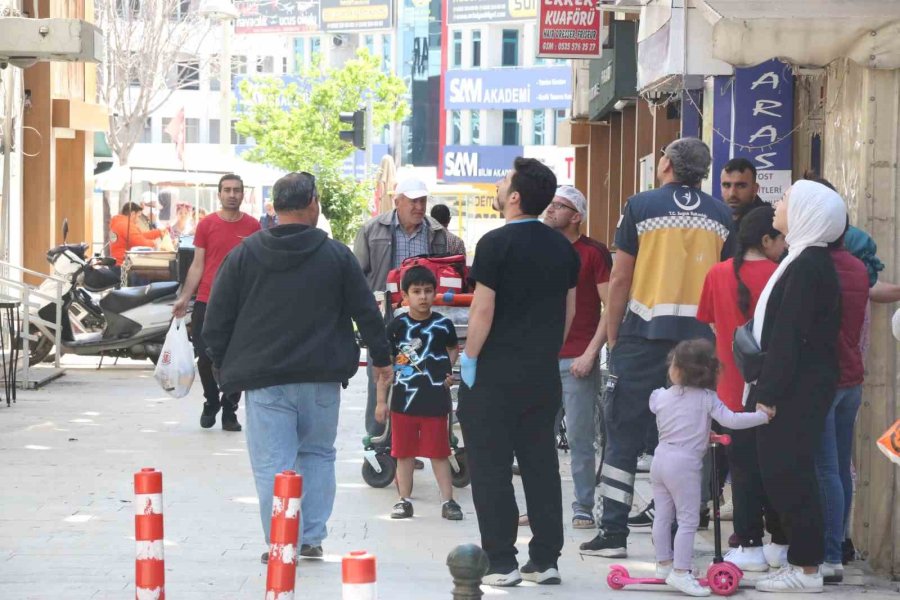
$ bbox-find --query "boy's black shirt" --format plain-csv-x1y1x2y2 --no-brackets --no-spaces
387,311,458,417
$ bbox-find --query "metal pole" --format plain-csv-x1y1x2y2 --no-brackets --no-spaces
21,284,29,388
364,97,374,179
54,280,61,368
219,18,232,157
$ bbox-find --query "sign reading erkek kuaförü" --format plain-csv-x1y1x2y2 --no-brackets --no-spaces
537,0,603,60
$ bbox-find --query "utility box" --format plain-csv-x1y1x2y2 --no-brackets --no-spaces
0,18,103,66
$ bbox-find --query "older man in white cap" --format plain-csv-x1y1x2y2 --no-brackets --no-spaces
543,185,612,529
354,177,450,440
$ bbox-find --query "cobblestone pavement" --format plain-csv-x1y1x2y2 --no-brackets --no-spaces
1,357,897,599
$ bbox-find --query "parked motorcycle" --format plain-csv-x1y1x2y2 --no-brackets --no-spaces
29,220,184,365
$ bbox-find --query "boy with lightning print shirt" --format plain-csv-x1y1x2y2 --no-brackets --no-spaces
376,266,463,521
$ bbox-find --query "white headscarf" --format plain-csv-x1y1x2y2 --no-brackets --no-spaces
752,180,847,344
743,180,846,405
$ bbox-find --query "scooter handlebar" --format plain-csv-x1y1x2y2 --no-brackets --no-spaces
709,433,731,446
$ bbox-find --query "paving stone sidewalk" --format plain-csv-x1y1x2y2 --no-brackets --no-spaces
1,357,897,599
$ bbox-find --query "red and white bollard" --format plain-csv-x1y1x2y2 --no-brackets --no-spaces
134,467,165,600
342,551,377,600
266,470,303,600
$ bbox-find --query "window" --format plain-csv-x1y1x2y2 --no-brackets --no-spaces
364,34,375,55
381,34,392,72
116,0,140,18
502,110,519,145
231,121,248,145
208,55,221,91
209,119,220,144
450,111,461,145
502,29,519,67
128,51,141,86
533,110,545,145
452,31,462,68
282,57,289,74
232,55,248,76
256,56,274,73
311,37,321,58
139,118,152,143
176,61,200,90
294,38,307,71
169,0,191,21
472,30,482,67
471,111,480,145
185,118,200,143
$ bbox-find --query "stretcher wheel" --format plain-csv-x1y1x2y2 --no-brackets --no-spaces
451,448,470,488
707,562,741,596
361,454,396,488
607,565,629,590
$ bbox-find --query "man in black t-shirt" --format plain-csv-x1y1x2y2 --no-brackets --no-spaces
458,157,580,587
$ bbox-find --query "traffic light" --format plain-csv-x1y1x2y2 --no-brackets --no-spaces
339,110,366,150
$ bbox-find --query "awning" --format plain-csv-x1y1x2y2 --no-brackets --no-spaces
699,0,900,69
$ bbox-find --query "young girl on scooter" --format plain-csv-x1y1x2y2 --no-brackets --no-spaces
650,340,773,596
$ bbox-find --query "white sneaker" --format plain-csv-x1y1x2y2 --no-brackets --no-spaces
821,562,844,583
656,563,673,579
719,500,733,521
636,453,653,472
724,546,769,572
666,571,711,597
756,565,823,593
763,542,789,568
483,568,522,587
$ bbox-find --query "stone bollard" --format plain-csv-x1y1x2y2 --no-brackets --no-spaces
446,544,489,600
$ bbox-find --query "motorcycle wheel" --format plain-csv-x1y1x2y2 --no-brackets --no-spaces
28,326,54,364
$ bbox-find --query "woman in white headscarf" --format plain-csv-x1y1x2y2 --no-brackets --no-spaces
749,180,846,593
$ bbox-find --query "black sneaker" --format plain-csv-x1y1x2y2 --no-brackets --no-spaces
520,561,561,585
442,499,463,520
483,567,522,587
579,531,627,558
391,500,413,519
628,501,654,529
842,538,856,565
261,551,268,564
200,402,219,428
699,506,710,530
221,413,242,432
299,544,323,559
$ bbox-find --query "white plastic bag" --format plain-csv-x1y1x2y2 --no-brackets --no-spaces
154,317,196,398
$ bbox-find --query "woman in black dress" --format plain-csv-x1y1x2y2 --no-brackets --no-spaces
749,180,846,593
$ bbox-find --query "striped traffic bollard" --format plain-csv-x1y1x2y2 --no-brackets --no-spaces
342,551,377,600
134,467,165,600
266,470,303,600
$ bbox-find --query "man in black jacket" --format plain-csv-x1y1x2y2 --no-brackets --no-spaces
721,158,768,258
203,172,392,563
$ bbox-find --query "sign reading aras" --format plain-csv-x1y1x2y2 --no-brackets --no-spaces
537,0,603,60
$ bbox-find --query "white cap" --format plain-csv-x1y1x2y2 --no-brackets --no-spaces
555,185,587,217
394,178,429,200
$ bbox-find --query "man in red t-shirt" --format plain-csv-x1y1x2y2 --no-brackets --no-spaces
544,185,611,529
173,174,261,431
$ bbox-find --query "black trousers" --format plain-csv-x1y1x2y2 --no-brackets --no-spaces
191,302,240,414
600,337,675,536
726,424,785,547
755,384,832,567
458,380,563,571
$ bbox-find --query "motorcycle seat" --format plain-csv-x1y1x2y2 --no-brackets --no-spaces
100,281,180,315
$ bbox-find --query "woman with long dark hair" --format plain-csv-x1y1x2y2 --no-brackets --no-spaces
697,205,786,573
750,180,846,593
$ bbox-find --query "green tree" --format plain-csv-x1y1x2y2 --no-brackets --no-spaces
234,50,409,243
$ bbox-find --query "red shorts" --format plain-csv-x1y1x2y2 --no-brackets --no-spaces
390,412,451,459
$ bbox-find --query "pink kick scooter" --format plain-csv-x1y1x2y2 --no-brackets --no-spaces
607,433,743,596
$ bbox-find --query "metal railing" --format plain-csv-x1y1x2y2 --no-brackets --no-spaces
0,259,65,388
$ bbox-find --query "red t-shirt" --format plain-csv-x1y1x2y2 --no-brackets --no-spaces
697,258,777,410
193,213,261,303
560,236,612,359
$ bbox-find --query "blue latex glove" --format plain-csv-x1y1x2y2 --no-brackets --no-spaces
460,353,477,388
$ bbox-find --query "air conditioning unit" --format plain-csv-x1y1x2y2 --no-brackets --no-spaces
0,18,103,67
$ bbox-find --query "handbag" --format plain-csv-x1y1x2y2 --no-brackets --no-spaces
733,319,766,383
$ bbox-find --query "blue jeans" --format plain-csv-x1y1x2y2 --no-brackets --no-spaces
815,385,862,564
245,383,340,547
557,358,600,513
